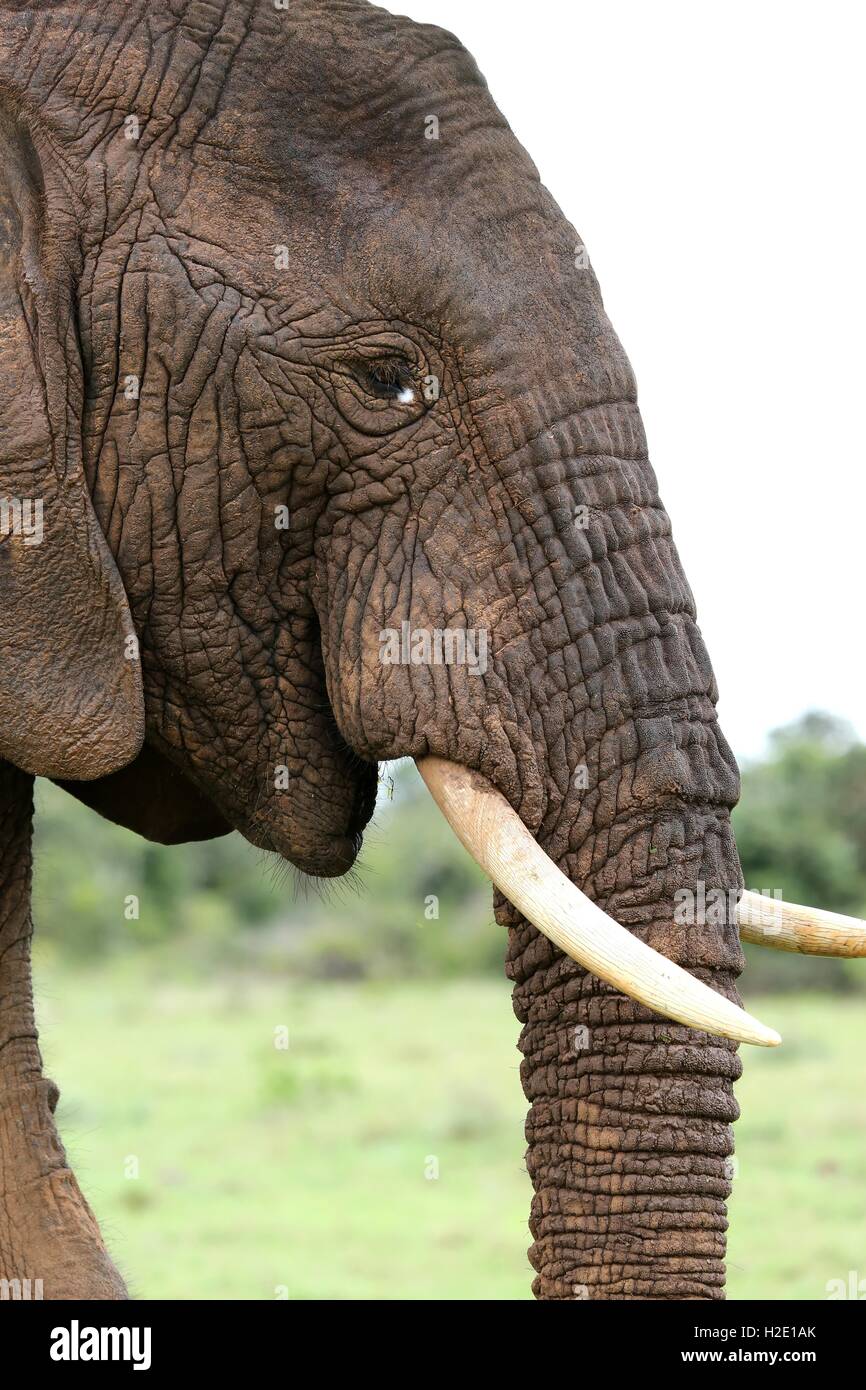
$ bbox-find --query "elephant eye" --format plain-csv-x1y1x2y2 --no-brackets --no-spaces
358,357,416,403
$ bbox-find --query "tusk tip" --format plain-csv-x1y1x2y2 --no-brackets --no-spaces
716,1009,781,1049
734,1009,781,1048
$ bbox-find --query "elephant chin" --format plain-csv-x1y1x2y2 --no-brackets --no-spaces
57,735,377,877
235,748,379,879
241,816,367,879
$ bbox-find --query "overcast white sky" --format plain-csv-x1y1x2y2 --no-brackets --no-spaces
387,0,864,760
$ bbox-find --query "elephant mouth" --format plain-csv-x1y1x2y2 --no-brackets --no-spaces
237,750,377,879
244,817,367,878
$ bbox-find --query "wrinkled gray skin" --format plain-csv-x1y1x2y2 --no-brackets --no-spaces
0,0,745,1298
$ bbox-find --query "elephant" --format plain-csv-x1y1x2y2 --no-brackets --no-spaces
0,0,863,1302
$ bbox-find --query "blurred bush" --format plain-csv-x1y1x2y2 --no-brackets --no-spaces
32,764,498,977
31,712,866,991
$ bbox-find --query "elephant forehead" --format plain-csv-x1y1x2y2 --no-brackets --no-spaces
9,1,488,162
12,2,544,278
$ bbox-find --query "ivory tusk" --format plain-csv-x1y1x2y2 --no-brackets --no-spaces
737,890,866,957
416,756,781,1048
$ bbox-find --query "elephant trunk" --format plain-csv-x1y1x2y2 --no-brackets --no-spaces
508,805,744,1299
0,763,128,1300
473,387,747,1297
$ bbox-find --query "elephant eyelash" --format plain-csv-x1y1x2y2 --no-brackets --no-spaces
354,357,416,403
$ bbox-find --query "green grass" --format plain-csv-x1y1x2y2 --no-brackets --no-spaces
727,995,866,1299
31,959,866,1300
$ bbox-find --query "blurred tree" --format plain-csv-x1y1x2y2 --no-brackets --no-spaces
734,712,866,992
735,712,866,914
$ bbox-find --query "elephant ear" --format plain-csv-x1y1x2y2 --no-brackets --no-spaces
0,108,144,779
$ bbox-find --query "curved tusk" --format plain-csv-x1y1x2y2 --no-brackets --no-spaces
416,756,781,1048
737,890,866,957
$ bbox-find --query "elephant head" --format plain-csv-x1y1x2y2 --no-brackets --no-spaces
1,0,862,1300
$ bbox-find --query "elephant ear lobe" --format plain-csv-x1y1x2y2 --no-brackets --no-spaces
0,109,144,779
